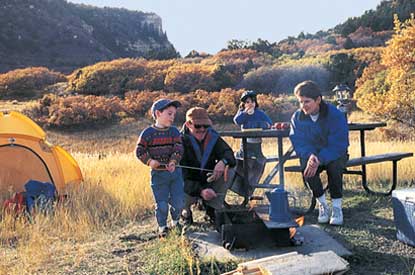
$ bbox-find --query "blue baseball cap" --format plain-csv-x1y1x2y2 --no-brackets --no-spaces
151,98,181,118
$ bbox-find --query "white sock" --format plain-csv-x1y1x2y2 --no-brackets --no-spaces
332,198,342,209
159,226,167,233
317,194,327,206
171,220,179,227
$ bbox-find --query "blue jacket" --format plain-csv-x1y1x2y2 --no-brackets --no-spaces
289,101,349,165
233,109,272,130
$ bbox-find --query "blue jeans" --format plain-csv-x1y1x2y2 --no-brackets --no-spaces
150,168,184,227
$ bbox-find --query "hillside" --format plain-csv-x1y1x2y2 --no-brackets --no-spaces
334,0,415,35
0,0,178,73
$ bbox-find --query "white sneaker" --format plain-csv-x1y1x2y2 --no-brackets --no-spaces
330,207,343,226
318,203,330,224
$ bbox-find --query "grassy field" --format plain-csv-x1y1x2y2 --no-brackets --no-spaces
0,107,415,274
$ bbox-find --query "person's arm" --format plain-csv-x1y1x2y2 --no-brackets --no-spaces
233,109,248,126
215,137,236,168
169,127,184,165
317,111,349,165
259,110,273,129
135,129,151,165
289,112,317,160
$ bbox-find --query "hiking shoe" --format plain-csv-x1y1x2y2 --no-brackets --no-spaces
330,207,343,226
181,209,193,225
317,203,330,224
158,226,169,238
204,206,216,224
170,220,183,233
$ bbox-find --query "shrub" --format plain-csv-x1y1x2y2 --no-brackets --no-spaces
28,94,124,128
239,64,330,94
67,58,177,95
27,89,298,128
0,67,66,99
164,63,219,93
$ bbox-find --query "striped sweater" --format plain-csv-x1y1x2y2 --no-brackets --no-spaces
135,125,183,167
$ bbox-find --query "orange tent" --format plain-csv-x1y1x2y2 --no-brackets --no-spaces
0,111,82,197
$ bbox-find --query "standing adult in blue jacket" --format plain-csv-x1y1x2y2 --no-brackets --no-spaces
289,80,349,226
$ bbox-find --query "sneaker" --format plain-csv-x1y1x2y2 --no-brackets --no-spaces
158,226,169,238
181,209,193,225
317,203,330,224
330,207,343,226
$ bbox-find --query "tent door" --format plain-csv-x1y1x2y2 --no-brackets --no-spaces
0,144,54,195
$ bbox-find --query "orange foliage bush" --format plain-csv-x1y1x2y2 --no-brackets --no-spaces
209,49,261,63
164,63,219,92
28,89,297,128
67,58,177,95
0,67,66,99
28,94,124,128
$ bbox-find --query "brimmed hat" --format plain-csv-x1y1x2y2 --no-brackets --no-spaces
240,90,257,102
186,107,212,125
151,98,181,118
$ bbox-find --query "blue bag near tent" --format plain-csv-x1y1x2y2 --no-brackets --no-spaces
24,180,57,213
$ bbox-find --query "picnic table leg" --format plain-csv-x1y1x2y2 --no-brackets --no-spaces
241,137,249,203
278,137,284,189
363,160,398,196
360,130,368,192
391,160,398,195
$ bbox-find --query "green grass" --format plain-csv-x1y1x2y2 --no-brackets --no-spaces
320,186,415,274
140,230,238,275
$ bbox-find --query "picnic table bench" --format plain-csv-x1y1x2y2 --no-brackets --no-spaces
284,152,413,195
283,122,413,196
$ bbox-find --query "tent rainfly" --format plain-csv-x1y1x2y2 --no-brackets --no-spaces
0,111,83,196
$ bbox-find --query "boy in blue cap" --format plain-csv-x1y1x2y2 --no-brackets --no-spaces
135,98,184,237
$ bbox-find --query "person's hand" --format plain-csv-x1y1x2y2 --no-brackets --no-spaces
245,105,254,115
148,159,160,169
167,161,176,173
200,188,217,201
213,160,225,180
303,154,320,178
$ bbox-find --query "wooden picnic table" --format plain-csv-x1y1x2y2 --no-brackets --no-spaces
220,122,413,213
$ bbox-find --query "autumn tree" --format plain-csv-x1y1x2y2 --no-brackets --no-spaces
355,15,415,127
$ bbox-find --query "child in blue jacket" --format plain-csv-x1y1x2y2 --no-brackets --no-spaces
231,91,272,197
233,90,272,159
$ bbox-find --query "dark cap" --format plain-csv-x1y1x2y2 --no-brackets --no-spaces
151,98,181,119
240,90,257,102
186,107,212,125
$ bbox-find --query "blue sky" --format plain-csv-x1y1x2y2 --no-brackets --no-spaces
67,0,383,56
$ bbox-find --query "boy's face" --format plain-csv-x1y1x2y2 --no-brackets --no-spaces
155,105,177,127
296,95,321,115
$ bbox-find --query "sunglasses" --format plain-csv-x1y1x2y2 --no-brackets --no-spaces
194,124,210,129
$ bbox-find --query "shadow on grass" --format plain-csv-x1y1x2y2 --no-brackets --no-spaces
305,189,415,274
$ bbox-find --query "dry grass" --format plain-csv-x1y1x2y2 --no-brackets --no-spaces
0,100,38,113
0,105,415,274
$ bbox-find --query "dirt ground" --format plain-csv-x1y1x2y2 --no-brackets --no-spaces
34,189,415,274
